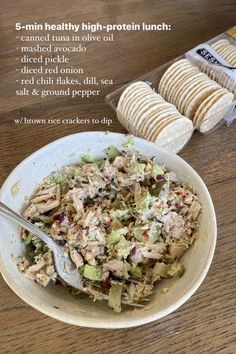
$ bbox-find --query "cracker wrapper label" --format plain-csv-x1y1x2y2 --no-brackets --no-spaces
186,44,236,81
186,43,236,126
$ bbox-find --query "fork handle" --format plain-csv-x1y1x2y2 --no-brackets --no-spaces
0,201,56,248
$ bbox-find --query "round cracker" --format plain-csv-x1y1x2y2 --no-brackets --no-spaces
218,46,234,61
182,79,220,112
225,51,236,66
117,110,130,131
178,76,217,114
117,81,149,112
165,65,199,102
185,82,222,119
127,91,160,125
199,60,236,97
117,82,151,126
195,89,230,125
167,69,201,105
134,98,168,133
154,117,193,153
193,88,227,124
211,39,230,51
130,93,164,127
139,103,177,135
149,115,179,141
157,126,193,153
175,75,211,113
144,108,180,138
121,87,153,127
219,45,234,55
170,72,202,106
198,91,234,132
158,59,194,98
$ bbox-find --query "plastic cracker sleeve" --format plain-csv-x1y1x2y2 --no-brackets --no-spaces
224,100,236,126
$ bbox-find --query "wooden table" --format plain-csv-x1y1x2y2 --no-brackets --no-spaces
1,0,236,353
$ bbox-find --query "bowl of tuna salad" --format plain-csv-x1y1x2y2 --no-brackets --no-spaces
0,132,217,328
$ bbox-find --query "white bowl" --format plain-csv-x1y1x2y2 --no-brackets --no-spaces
0,132,217,328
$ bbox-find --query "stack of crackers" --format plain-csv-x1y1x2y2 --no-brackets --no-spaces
197,60,236,99
211,39,236,66
158,59,234,132
117,81,193,153
198,39,236,97
116,57,234,152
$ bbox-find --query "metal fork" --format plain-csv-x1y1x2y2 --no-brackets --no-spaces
0,202,145,307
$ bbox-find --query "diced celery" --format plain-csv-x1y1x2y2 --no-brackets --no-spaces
107,229,122,245
129,162,146,173
83,265,104,282
130,266,143,279
152,262,184,279
136,193,156,211
133,227,144,242
153,262,170,278
94,159,104,168
51,174,67,184
151,163,165,177
115,236,131,259
24,233,33,245
106,145,122,160
123,136,134,149
51,174,69,194
81,154,95,163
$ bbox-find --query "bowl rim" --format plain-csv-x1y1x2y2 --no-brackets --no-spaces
0,131,217,328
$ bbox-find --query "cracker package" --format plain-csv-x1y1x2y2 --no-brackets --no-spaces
106,26,236,154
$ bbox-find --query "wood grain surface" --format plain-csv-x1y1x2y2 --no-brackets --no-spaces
0,0,236,353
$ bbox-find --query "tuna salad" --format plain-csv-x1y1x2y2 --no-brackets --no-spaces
18,141,201,313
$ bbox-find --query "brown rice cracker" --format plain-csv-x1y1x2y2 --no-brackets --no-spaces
120,87,154,128
117,81,149,113
199,62,236,96
158,59,188,94
140,106,180,135
170,71,202,103
181,79,222,115
164,65,199,102
211,39,230,51
185,82,222,119
145,109,180,138
138,102,177,135
117,82,149,126
225,52,236,66
154,117,193,153
218,46,236,61
168,70,201,106
193,88,227,124
149,115,179,141
130,93,164,130
158,59,196,98
195,90,233,132
199,62,217,82
178,76,219,115
125,90,156,122
122,85,154,118
173,74,209,112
